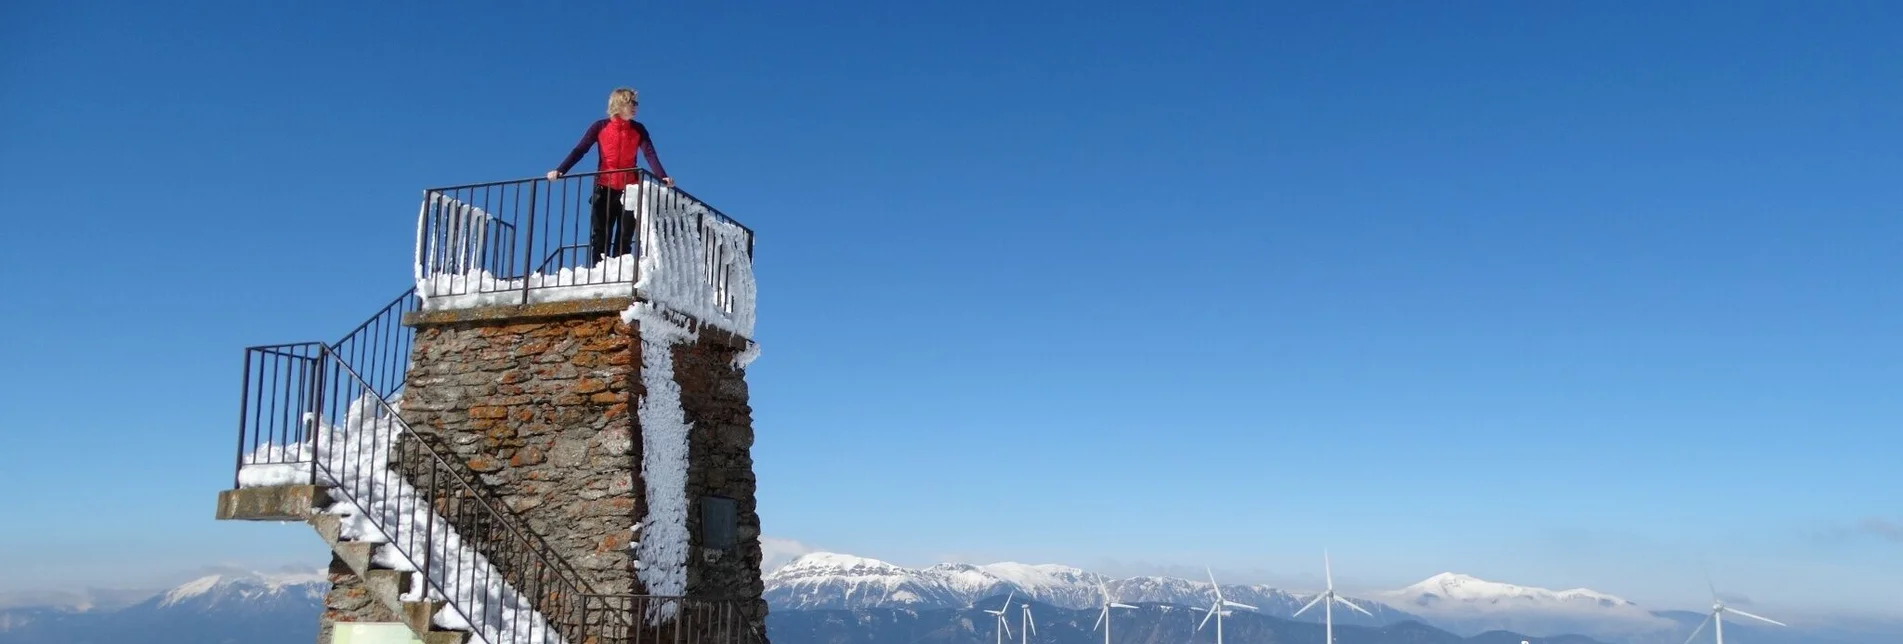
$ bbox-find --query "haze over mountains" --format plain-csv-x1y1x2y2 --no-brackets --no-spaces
0,555,1892,644
761,552,1882,644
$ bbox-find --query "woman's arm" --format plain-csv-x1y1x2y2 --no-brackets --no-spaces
551,119,607,177
636,123,671,184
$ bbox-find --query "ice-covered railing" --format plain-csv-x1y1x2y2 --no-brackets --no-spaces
414,170,755,333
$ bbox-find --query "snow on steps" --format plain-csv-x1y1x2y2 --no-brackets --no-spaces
311,506,471,644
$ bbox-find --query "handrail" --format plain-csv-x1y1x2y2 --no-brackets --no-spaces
424,168,751,236
415,169,756,315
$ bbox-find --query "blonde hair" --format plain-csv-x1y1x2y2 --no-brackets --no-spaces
607,88,639,118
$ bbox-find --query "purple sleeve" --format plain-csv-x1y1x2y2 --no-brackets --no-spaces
638,124,669,180
555,120,606,175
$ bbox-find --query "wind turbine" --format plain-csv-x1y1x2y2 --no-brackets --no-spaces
1019,598,1038,644
1293,551,1373,644
984,592,1015,644
1682,582,1784,644
1092,581,1137,644
1195,568,1258,644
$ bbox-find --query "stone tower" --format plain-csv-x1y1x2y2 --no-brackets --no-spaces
216,173,765,644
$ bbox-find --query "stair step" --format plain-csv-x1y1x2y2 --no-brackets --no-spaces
420,631,468,644
364,569,412,598
335,541,376,575
309,514,343,545
402,599,449,636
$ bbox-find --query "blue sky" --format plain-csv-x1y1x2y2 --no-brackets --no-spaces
2,0,1899,617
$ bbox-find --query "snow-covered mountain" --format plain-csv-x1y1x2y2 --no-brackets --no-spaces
1370,572,1677,640
764,553,1408,627
763,552,1881,644
1379,572,1641,612
0,572,325,644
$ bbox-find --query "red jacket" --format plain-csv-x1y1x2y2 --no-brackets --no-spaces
555,118,669,189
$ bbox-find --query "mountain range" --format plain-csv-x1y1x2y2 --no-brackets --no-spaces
0,572,324,644
761,552,1881,644
1,555,1892,644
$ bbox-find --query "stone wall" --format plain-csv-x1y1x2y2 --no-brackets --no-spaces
401,314,639,596
319,555,399,644
400,306,768,639
672,333,769,631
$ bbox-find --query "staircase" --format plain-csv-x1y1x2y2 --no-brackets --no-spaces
218,171,761,644
216,290,749,644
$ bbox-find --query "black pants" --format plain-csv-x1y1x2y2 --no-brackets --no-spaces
590,185,639,259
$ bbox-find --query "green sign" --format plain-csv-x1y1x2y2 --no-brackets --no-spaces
331,622,425,644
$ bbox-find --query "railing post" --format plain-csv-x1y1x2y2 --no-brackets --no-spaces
521,180,539,306
423,459,436,595
232,349,254,489
307,347,327,486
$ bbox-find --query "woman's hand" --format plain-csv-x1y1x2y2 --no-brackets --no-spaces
546,170,561,181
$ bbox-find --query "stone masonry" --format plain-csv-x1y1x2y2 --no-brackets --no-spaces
390,301,768,637
320,554,401,644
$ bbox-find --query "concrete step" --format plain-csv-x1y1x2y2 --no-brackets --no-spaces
215,484,329,521
364,569,412,599
402,599,449,636
420,630,468,644
310,514,343,545
335,541,377,575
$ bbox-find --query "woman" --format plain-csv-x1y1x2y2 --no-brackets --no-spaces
548,87,674,260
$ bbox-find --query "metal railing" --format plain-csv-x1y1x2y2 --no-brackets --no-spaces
415,169,754,313
232,341,756,643
231,292,758,643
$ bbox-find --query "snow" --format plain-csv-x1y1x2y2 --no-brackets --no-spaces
160,576,224,605
624,303,696,620
236,441,314,488
417,254,639,311
156,571,329,608
777,553,910,575
415,193,506,280
626,180,757,339
245,393,566,644
1388,572,1638,608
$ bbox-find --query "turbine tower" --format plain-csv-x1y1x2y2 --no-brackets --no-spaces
984,592,1015,644
1683,582,1784,644
1195,568,1258,644
1093,581,1137,644
1019,598,1038,644
1293,551,1373,644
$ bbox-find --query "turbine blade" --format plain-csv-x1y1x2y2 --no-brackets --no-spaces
1198,604,1218,631
1294,594,1326,617
1335,596,1374,617
1208,567,1223,600
1112,603,1138,610
1724,608,1787,628
1003,621,1012,637
1682,614,1712,644
1325,550,1335,591
1094,607,1106,632
1225,600,1258,611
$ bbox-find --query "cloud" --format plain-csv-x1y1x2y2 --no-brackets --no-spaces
760,537,821,574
